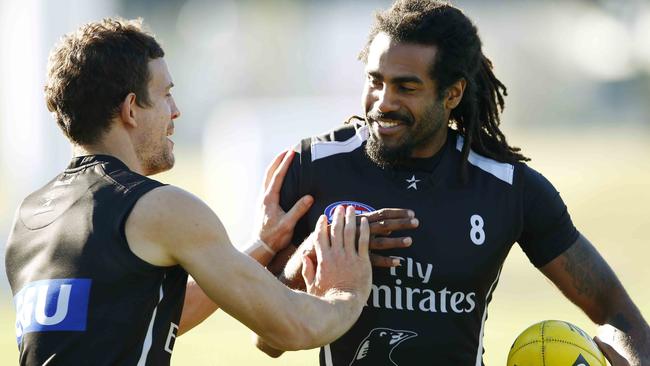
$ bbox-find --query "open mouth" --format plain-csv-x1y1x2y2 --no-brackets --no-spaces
372,118,408,135
377,120,402,128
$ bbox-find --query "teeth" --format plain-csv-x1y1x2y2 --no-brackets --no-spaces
377,120,400,128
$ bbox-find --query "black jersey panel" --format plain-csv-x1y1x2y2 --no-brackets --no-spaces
280,142,311,246
283,123,582,365
5,155,188,366
517,164,580,267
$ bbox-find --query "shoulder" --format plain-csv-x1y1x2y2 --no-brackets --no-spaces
297,121,369,163
452,133,517,186
126,185,228,266
130,185,221,234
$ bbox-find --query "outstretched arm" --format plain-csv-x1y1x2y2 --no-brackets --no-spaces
126,182,371,351
540,235,649,365
177,149,313,335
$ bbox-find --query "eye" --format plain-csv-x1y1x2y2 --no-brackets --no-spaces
398,85,416,93
366,74,382,87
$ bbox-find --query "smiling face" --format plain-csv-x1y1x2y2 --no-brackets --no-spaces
132,58,180,176
363,32,449,167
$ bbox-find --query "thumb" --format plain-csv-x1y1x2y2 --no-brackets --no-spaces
594,336,629,366
301,254,315,291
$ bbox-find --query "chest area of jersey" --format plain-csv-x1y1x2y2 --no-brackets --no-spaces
306,171,520,290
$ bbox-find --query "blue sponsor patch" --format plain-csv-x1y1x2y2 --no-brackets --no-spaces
14,278,92,345
324,201,376,222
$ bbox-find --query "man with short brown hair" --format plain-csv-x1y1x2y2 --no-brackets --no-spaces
5,17,375,365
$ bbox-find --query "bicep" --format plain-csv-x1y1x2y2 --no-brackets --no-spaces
517,165,579,267
131,186,301,339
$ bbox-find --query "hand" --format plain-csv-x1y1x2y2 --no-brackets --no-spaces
297,208,419,267
255,149,313,253
276,207,418,289
359,208,419,267
300,206,371,299
594,336,630,366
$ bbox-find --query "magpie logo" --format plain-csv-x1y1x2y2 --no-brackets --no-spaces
572,354,591,366
349,328,417,366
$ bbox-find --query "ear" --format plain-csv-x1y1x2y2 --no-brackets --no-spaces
444,78,466,110
119,93,138,128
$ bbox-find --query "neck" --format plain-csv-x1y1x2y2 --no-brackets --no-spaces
73,139,144,175
410,126,448,158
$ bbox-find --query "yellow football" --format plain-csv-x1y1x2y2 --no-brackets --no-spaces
507,320,607,366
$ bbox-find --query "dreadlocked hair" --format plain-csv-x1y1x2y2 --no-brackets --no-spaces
358,0,529,178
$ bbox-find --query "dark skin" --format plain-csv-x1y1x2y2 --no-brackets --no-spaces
541,235,649,364
267,208,420,290
258,33,649,364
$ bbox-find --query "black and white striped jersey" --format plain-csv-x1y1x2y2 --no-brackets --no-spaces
280,123,579,366
5,155,187,366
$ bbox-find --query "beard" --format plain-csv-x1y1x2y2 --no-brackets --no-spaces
364,101,446,169
136,138,175,176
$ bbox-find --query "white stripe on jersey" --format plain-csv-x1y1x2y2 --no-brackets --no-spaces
311,125,369,162
137,277,165,366
456,136,514,185
474,266,503,366
324,344,334,366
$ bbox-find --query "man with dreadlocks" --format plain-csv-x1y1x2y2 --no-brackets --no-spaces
255,0,650,365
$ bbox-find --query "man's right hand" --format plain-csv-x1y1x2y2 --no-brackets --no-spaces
301,205,371,299
273,207,418,289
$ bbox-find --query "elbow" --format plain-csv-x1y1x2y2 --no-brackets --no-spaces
254,334,285,358
260,316,322,351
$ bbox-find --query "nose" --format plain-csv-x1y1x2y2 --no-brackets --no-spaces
376,87,399,114
171,99,181,120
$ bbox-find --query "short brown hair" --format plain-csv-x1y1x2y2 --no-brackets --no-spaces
45,17,164,145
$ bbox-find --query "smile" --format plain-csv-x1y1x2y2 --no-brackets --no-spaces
377,120,402,128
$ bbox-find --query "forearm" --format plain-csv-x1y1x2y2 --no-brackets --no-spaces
541,236,649,365
600,295,650,365
178,278,219,335
278,247,306,290
262,288,364,351
183,246,365,351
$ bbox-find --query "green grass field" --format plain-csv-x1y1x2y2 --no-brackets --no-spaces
1,127,648,365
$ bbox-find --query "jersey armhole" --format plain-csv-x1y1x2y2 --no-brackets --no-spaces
116,182,178,272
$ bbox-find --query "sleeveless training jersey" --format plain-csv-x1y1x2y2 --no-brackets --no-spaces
5,155,188,366
279,124,579,366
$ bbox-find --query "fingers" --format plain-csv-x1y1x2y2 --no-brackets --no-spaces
358,217,370,259
283,195,314,227
263,150,287,190
314,215,329,262
301,254,315,290
265,149,295,199
370,236,412,250
329,206,345,251
343,206,357,255
593,337,630,366
360,208,414,223
369,217,419,236
370,254,401,268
